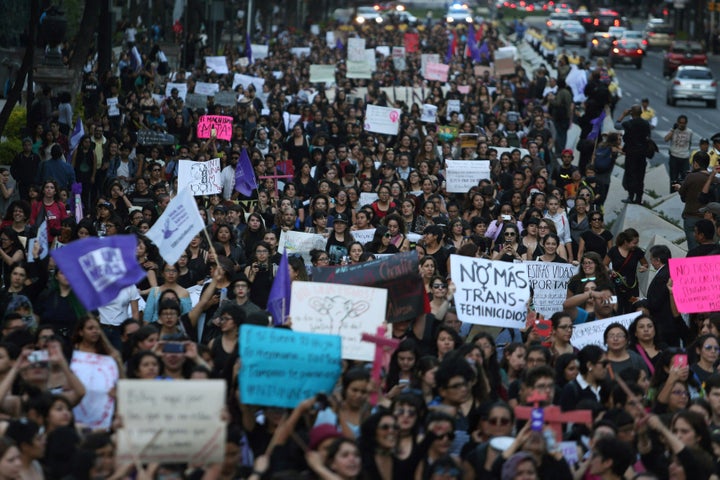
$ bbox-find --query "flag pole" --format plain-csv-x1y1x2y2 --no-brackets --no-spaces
202,226,220,261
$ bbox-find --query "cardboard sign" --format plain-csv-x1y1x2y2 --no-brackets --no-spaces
525,261,577,318
178,158,222,196
364,105,402,136
459,133,479,149
571,312,642,350
197,115,233,141
451,255,531,328
251,44,269,59
359,192,378,207
445,160,491,193
205,56,229,74
425,62,449,82
165,82,188,100
404,32,419,53
310,65,336,83
392,46,406,71
70,351,119,430
348,37,367,62
350,228,376,246
312,251,424,323
214,91,237,107
184,93,207,110
232,73,265,91
116,380,226,465
421,54,440,78
290,282,387,361
137,130,176,146
421,104,438,123
446,99,461,119
106,97,120,117
194,82,220,96
669,256,720,312
346,61,373,79
277,230,327,264
365,48,377,72
239,325,341,407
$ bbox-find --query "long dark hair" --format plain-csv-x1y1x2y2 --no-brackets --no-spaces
385,339,420,392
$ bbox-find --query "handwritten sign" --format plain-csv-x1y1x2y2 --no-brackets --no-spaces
312,251,423,323
669,256,720,313
197,115,233,141
459,133,479,149
365,49,377,72
232,74,265,91
346,60,372,79
404,33,419,53
571,312,641,350
310,65,336,83
359,192,378,207
251,44,269,59
106,97,119,117
214,91,237,107
116,380,226,465
364,105,402,136
290,282,387,361
421,104,438,123
447,99,461,119
445,160,491,193
205,56,229,74
178,158,222,196
184,93,207,110
194,82,220,96
525,261,577,318
458,85,471,94
70,351,119,430
451,255,530,328
165,82,187,100
137,130,176,146
351,228,376,246
392,46,406,71
278,230,327,264
239,325,341,408
348,37,366,62
425,62,449,82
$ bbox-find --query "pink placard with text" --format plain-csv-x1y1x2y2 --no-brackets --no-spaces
197,115,233,141
668,256,720,313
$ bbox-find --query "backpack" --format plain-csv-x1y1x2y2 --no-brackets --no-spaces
594,145,613,173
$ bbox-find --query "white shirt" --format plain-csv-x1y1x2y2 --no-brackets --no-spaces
221,165,236,200
565,65,587,103
576,372,601,402
98,286,140,326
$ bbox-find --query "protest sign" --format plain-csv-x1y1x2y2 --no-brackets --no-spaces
290,282,387,361
214,91,237,107
326,31,335,47
421,54,440,78
365,49,377,72
137,130,176,146
425,62,449,82
459,133,479,149
197,115,233,141
451,255,530,328
571,312,642,350
359,192,378,207
278,230,327,264
116,380,226,465
310,65,337,83
106,98,119,117
458,85,471,94
70,351,119,430
290,47,311,57
351,229,376,246
421,104,438,123
494,47,515,76
312,251,424,323
364,105,402,136
437,125,459,142
205,56,229,74
404,33,419,53
525,261,577,318
493,146,530,159
251,44,269,59
348,37,366,61
146,188,205,265
178,158,222,196
239,325,341,407
27,220,48,263
376,46,390,57
669,256,720,313
392,46,406,71
194,82,220,96
447,99,461,119
184,93,207,110
283,112,302,132
232,73,265,91
165,82,188,100
474,65,493,77
445,160,491,193
346,61,373,79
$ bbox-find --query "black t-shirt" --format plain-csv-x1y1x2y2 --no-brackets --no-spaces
580,229,613,258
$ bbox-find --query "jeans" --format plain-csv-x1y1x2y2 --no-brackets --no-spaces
668,155,689,192
683,216,701,251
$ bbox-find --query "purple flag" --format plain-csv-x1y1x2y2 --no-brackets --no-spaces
336,37,344,50
234,147,257,197
267,250,291,326
467,24,481,62
50,235,146,311
588,110,606,140
245,32,253,65
445,32,453,64
478,41,490,61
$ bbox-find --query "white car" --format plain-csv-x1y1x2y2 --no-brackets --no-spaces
621,30,648,52
355,6,383,25
607,26,627,38
446,3,473,23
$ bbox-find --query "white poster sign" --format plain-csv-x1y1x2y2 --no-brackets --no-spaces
116,380,226,465
165,82,188,100
376,46,390,57
364,105,402,136
283,112,302,132
421,104,438,123
421,54,440,78
71,351,119,430
447,99,461,119
425,62,449,82
205,56,229,74
290,282,387,361
365,49,377,72
348,37,367,62
346,61,372,79
278,230,327,264
525,261,577,318
290,47,311,57
493,146,530,158
106,97,120,117
146,188,205,265
571,312,642,350
310,65,337,83
178,158,222,196
251,44,269,59
351,229,376,246
445,160,491,193
392,46,406,71
451,255,530,328
232,73,265,91
359,192,379,207
194,82,220,96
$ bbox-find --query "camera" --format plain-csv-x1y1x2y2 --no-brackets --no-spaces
28,350,49,364
313,393,329,411
162,342,185,354
257,263,267,271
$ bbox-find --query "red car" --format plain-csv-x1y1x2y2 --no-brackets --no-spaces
663,41,708,77
609,39,644,69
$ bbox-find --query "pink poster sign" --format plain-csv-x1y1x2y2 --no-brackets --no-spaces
668,256,720,313
197,115,233,141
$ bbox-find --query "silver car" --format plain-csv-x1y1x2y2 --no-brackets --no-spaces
666,66,717,108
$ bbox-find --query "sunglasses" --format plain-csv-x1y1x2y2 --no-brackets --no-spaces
487,417,511,426
504,232,516,237
378,423,399,431
704,345,720,352
432,284,448,289
434,431,456,441
394,408,417,417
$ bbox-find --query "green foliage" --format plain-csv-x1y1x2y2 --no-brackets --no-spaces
0,107,27,165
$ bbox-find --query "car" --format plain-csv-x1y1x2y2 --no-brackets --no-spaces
621,30,648,52
609,39,644,69
663,41,708,77
589,32,613,57
446,3,473,23
589,9,625,32
644,22,675,49
546,12,572,32
666,66,717,108
355,6,383,24
553,2,574,13
572,10,594,30
383,4,418,24
558,21,586,45
607,26,627,38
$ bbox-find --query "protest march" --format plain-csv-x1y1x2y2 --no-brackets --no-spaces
2,1,720,479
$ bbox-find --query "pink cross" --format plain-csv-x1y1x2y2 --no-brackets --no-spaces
361,326,400,405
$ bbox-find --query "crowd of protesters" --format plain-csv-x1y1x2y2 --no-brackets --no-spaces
0,5,720,480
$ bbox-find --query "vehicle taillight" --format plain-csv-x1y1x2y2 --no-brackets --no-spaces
712,81,718,87
594,19,599,25
642,40,648,45
637,49,643,54
614,19,620,26
592,39,598,45
673,80,681,85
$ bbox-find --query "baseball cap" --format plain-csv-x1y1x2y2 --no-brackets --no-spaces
334,213,349,224
699,202,720,216
561,148,574,156
309,424,342,450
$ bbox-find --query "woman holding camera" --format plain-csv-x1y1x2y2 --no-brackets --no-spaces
244,241,275,309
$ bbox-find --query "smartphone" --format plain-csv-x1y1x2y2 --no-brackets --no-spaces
608,296,618,304
398,378,410,386
28,350,49,364
163,342,186,354
502,214,512,221
313,393,329,411
672,354,688,369
211,127,217,137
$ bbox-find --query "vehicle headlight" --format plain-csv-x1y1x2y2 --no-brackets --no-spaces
356,16,365,24
466,16,473,22
375,16,383,23
447,16,454,22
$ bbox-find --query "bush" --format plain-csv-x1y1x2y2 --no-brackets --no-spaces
0,106,27,165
